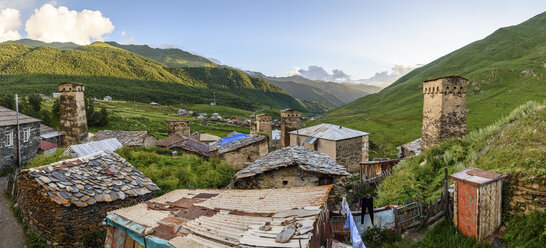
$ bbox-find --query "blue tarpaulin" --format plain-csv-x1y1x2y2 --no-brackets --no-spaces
219,133,248,146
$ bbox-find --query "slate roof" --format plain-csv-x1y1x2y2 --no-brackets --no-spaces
91,130,154,146
64,138,123,158
105,185,331,248
156,135,213,158
21,150,159,207
198,133,221,142
236,145,350,179
40,124,61,139
0,106,41,127
218,134,266,154
289,123,369,141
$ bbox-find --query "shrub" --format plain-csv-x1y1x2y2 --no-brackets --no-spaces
504,212,546,248
418,220,488,248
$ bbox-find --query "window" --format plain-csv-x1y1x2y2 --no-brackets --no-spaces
23,128,30,142
5,131,13,147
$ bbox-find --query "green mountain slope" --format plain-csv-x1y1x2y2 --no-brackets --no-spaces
106,42,216,68
315,11,546,147
4,38,80,50
0,42,305,111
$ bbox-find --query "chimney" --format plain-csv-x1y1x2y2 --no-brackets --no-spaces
58,82,88,146
168,119,190,136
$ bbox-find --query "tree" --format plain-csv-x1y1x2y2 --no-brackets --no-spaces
0,94,15,110
28,94,42,112
40,110,51,125
52,99,60,117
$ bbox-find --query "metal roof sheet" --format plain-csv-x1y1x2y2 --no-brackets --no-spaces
450,168,505,186
64,138,123,158
289,123,369,141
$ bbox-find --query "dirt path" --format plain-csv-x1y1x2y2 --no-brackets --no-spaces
0,176,26,248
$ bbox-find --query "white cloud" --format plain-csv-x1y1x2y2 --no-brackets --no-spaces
290,65,351,82
25,4,114,45
355,65,417,87
0,8,22,42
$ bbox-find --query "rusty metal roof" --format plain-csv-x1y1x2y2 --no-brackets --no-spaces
21,150,159,207
0,106,41,126
106,185,331,248
236,145,350,179
289,123,369,141
450,168,505,186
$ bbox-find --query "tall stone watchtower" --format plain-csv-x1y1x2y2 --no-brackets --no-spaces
168,119,190,136
59,82,88,146
250,114,272,144
422,76,468,150
280,109,301,148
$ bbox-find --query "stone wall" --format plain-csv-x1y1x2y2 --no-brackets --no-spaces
256,114,272,145
505,175,546,215
59,82,88,146
336,137,363,172
280,109,301,148
17,173,154,247
168,119,190,136
0,122,40,170
220,139,268,170
422,76,467,150
235,166,329,189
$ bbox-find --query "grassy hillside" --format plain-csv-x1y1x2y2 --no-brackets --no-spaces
4,38,80,50
316,11,546,148
106,42,216,68
0,42,307,112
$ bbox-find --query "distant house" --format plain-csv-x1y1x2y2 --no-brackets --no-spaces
0,106,41,170
210,101,216,105
235,145,350,189
103,96,112,101
52,92,61,98
209,113,222,121
38,140,57,155
156,134,216,158
40,124,62,146
217,134,268,169
289,123,369,172
149,102,159,106
177,109,188,115
17,151,158,247
104,185,333,248
397,138,422,158
63,138,123,158
90,130,155,147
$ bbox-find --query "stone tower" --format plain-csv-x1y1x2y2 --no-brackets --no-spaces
168,119,190,136
280,109,301,148
59,82,88,146
251,114,272,143
422,76,468,150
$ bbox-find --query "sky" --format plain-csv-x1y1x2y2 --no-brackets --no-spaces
0,0,544,83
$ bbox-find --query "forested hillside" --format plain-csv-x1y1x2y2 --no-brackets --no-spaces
316,11,546,148
0,42,306,111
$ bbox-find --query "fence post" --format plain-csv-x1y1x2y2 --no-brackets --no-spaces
417,193,423,225
444,167,450,223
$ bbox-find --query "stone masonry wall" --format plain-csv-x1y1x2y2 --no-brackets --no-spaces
0,122,40,170
505,175,546,216
280,110,301,148
59,83,88,146
256,114,272,146
168,119,190,136
220,139,268,170
17,173,155,247
335,137,362,173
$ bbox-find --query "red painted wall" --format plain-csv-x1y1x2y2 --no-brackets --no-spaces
457,182,477,238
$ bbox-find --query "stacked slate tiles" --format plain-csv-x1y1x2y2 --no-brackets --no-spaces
17,150,159,247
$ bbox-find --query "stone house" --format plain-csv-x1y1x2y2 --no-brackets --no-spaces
104,185,333,248
63,138,123,158
16,151,159,247
217,134,268,169
40,124,62,146
235,145,350,189
397,138,422,158
289,123,369,172
0,106,41,170
422,76,468,150
156,134,216,159
90,130,156,147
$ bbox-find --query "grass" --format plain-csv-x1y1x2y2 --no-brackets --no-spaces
376,101,543,205
503,212,546,247
312,11,546,151
417,220,489,248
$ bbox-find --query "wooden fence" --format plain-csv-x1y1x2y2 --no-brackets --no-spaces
360,159,400,184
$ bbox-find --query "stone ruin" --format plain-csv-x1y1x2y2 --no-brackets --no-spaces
58,82,88,146
168,119,190,137
422,76,467,150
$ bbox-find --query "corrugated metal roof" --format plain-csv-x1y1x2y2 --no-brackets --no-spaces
0,106,41,126
63,138,123,158
272,129,281,140
106,186,331,248
40,124,61,137
289,123,369,141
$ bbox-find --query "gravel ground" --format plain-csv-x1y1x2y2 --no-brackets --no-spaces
0,176,26,248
